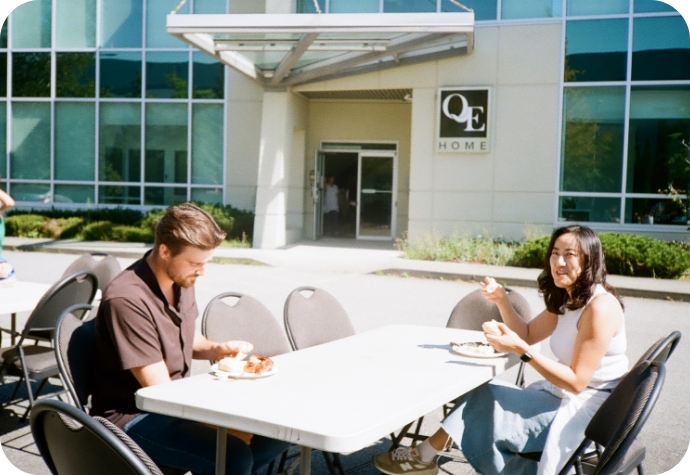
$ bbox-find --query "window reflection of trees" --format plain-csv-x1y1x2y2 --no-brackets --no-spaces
13,53,51,97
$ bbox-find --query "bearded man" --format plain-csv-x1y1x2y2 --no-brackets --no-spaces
91,203,288,475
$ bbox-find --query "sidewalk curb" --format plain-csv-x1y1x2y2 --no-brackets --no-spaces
376,269,689,302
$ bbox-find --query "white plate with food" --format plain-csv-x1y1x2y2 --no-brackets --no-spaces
451,342,506,359
211,364,277,380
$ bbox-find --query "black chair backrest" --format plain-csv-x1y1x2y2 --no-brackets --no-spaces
634,330,681,366
284,286,355,350
55,304,97,411
202,292,292,358
21,270,98,339
584,360,666,475
30,399,163,475
62,253,121,293
446,288,532,330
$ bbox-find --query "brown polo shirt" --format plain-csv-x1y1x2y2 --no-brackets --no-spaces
90,251,198,428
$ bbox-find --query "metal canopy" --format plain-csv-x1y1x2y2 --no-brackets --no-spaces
166,12,474,88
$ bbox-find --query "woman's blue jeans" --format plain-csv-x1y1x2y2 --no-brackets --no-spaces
124,413,290,475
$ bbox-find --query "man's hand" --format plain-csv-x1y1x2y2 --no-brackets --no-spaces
215,340,253,361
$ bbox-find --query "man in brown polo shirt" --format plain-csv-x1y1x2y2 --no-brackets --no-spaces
90,203,288,475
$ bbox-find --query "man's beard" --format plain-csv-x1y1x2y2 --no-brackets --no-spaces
166,264,197,288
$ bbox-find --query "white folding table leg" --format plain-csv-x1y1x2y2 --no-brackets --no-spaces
216,427,227,475
300,446,312,475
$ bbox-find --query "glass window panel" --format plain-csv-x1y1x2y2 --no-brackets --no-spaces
145,186,187,205
146,52,189,99
12,53,51,97
10,183,51,203
330,0,380,13
145,103,187,184
634,0,677,13
192,104,223,185
56,102,95,181
567,0,629,16
384,0,436,12
0,53,6,96
625,198,688,225
100,0,143,48
192,52,224,99
626,86,690,196
502,0,562,19
11,0,51,48
54,185,95,204
1,21,7,48
297,0,326,13
11,102,50,179
561,87,626,193
191,187,223,205
0,102,6,176
56,0,96,48
565,19,628,82
147,0,189,48
442,0,496,20
193,0,228,14
99,185,141,205
632,17,690,81
100,52,142,98
559,197,621,223
57,53,96,97
99,102,141,182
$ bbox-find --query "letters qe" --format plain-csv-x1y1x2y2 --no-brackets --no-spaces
437,87,490,153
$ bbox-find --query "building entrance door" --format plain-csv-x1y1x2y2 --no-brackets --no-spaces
315,145,397,241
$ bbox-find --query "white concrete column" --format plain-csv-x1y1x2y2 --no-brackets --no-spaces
252,91,307,249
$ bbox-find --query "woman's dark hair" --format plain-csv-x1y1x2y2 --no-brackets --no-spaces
537,225,623,314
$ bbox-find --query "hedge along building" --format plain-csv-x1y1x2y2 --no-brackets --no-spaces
1,1,689,249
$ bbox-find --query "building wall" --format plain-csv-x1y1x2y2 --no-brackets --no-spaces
304,101,412,240
296,22,562,243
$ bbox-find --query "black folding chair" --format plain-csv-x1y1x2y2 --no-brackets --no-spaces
30,398,165,475
558,360,667,475
0,270,97,418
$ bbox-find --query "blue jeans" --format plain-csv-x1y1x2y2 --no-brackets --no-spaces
124,413,290,475
442,380,562,475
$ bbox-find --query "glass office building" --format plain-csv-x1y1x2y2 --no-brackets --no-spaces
2,1,689,247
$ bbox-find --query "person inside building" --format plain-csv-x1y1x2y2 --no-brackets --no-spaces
90,203,289,475
323,174,340,236
0,174,15,257
373,224,628,475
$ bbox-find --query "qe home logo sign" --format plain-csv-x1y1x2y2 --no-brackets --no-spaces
437,87,490,153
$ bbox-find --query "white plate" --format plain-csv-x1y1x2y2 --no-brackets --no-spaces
210,363,277,380
451,342,506,359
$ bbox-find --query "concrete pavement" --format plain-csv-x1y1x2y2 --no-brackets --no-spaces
1,236,690,475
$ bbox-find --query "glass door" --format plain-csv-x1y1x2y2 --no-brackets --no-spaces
357,152,396,240
312,151,325,240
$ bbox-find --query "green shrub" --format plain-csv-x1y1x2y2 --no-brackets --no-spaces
600,233,690,279
110,225,155,243
509,236,550,268
400,234,515,266
79,221,113,241
5,214,56,238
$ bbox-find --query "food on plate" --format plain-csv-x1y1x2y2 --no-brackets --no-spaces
485,277,499,293
243,355,274,374
455,342,499,356
482,319,502,336
218,357,246,374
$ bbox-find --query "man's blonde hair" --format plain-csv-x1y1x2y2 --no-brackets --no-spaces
154,203,226,256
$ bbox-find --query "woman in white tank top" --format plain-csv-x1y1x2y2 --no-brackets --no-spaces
373,225,627,475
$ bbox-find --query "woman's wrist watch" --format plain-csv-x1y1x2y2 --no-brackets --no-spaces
519,351,533,363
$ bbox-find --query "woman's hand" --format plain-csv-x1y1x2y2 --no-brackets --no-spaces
479,276,507,304
485,321,529,355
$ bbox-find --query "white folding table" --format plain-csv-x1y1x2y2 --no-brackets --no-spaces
136,324,518,475
0,280,51,346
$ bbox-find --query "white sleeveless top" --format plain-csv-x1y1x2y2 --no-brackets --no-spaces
550,284,628,390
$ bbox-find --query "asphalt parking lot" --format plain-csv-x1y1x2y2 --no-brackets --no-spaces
1,239,689,474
